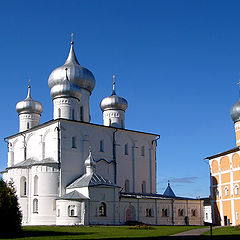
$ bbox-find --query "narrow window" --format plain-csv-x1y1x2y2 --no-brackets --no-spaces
225,187,229,196
72,137,76,148
57,209,60,217
236,212,239,221
99,202,106,216
124,179,130,192
215,188,219,197
235,185,239,195
124,144,128,155
33,199,38,213
80,106,83,121
141,146,145,156
27,122,30,130
206,213,208,220
58,108,61,118
100,140,104,152
141,181,146,193
20,176,27,196
72,109,75,120
34,175,38,196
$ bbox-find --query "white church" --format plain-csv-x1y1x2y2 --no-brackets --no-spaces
2,38,204,226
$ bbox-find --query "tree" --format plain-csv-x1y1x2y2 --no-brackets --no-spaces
0,179,22,237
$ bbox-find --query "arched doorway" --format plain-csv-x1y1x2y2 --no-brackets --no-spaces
126,205,136,222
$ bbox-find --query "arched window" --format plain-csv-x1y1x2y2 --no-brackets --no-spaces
191,209,196,217
124,144,128,155
99,202,106,216
178,209,184,216
141,146,145,156
124,179,130,192
225,187,229,196
80,106,83,121
100,140,104,152
20,176,27,196
235,185,239,195
141,181,146,193
72,137,76,148
34,175,38,196
33,199,38,213
146,208,153,217
58,108,61,118
162,208,168,217
72,109,75,120
68,205,76,217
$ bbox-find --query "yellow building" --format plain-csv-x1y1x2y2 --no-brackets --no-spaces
206,95,240,226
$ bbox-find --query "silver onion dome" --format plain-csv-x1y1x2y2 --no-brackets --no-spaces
50,68,82,100
16,85,43,115
230,99,240,123
48,41,95,99
100,75,128,112
85,147,96,167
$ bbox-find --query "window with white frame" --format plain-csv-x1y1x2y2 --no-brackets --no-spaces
225,187,229,196
20,176,27,196
235,185,239,195
191,209,197,217
34,175,38,196
162,208,168,217
72,137,76,148
146,208,153,217
215,188,219,197
124,144,128,155
99,202,106,216
33,199,38,213
57,209,60,217
100,140,104,152
68,205,76,217
72,109,75,120
178,209,184,216
141,181,146,193
141,146,145,156
80,106,83,121
124,179,130,192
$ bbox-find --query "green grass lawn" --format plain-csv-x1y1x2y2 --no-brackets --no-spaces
202,226,240,239
0,225,204,240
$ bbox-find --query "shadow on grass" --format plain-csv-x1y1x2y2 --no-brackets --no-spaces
0,230,93,239
65,235,240,240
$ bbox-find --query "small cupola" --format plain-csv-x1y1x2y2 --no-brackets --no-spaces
100,75,128,128
16,81,43,132
85,147,96,175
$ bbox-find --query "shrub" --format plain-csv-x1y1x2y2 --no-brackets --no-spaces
0,179,22,237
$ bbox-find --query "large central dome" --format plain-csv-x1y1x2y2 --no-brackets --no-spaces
48,41,96,99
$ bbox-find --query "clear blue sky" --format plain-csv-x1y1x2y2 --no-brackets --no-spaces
0,0,239,198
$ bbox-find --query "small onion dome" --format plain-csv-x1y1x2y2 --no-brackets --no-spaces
100,76,128,112
85,147,96,168
48,41,95,98
16,85,43,115
230,99,240,123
